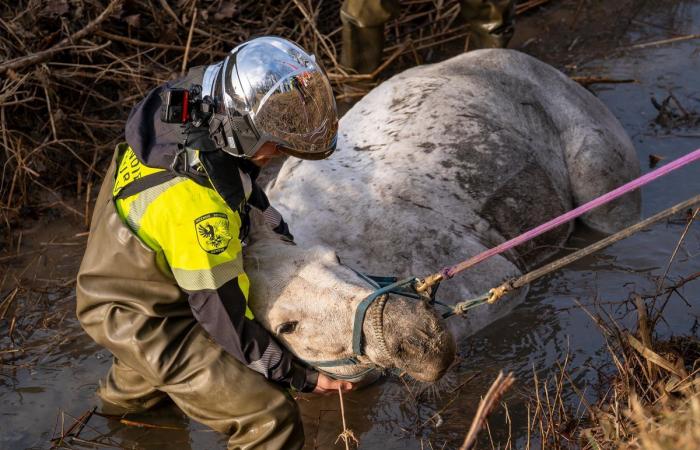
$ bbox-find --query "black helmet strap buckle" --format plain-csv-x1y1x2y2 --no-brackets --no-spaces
209,112,261,158
208,112,229,150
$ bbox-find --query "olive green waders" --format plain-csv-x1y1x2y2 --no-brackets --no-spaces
76,150,304,449
341,0,515,73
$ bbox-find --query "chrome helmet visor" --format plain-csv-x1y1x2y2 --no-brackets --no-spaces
221,37,338,159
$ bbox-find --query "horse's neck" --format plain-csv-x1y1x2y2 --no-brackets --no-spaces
244,232,302,279
244,233,360,296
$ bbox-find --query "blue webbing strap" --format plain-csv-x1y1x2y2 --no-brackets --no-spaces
301,270,421,373
317,366,378,380
352,270,423,300
365,275,399,288
350,271,383,289
305,357,359,367
351,277,417,355
441,292,491,318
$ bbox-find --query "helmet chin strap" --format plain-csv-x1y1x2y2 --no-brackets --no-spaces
202,60,263,159
208,112,264,158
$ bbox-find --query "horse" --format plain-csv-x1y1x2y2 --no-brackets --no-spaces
246,49,640,381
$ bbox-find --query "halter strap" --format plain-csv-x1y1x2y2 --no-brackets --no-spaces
351,277,418,356
301,271,424,375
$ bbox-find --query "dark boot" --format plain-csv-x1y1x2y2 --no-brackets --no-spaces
340,22,386,74
460,0,515,49
339,0,400,74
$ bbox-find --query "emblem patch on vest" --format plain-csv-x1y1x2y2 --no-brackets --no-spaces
195,212,232,254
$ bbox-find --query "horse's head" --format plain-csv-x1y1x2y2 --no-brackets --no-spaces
243,213,455,383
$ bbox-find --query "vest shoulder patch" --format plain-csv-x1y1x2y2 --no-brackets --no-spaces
194,212,232,254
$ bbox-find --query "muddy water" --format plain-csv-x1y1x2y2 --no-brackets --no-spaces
305,3,700,447
2,2,699,449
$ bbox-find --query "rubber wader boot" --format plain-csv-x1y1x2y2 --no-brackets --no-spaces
76,146,304,450
340,22,386,74
340,0,400,74
339,0,514,73
460,0,515,49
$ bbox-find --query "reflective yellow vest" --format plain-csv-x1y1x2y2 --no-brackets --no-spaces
112,144,254,319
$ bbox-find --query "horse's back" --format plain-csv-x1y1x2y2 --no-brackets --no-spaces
269,49,640,337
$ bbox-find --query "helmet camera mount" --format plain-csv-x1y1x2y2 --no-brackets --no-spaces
161,84,261,159
160,84,214,128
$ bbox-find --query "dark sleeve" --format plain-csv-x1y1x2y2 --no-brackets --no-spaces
186,279,318,392
248,181,295,241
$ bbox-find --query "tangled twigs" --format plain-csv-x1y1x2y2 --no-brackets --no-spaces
535,262,700,449
3,0,521,217
0,0,123,76
626,333,687,379
94,30,226,55
651,94,700,129
50,407,96,448
459,371,516,450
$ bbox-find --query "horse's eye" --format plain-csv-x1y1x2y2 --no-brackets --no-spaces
276,321,298,335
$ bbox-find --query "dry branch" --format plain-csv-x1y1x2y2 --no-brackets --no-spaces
94,30,227,56
628,33,700,50
459,371,516,450
1,0,514,218
515,0,552,15
335,386,358,449
571,76,638,86
0,0,123,75
626,333,686,378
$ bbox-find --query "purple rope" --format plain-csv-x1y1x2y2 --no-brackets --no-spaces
443,147,700,279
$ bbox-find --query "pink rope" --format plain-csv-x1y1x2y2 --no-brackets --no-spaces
443,147,700,279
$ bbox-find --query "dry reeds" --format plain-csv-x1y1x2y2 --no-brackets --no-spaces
460,371,516,450
486,291,700,450
574,292,700,449
517,211,700,449
454,211,700,449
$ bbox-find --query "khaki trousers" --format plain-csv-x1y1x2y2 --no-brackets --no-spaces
97,317,303,450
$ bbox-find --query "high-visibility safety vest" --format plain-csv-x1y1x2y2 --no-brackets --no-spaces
75,139,316,392
77,64,317,392
112,144,255,319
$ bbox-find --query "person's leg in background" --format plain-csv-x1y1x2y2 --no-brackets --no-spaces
340,0,400,73
459,0,516,49
340,0,516,74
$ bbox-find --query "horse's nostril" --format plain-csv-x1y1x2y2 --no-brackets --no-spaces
414,329,431,340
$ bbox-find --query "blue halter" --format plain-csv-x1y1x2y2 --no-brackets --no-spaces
302,271,425,379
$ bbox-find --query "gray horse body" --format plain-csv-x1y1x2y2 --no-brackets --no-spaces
268,49,640,340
